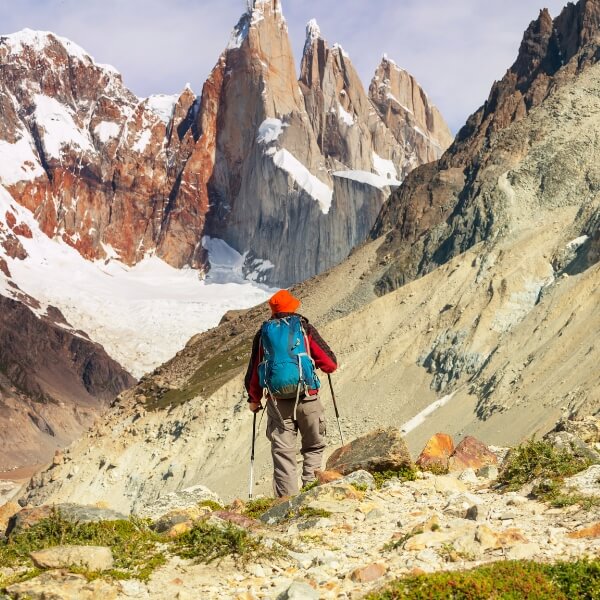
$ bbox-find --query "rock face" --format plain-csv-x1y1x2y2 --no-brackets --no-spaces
0,3,451,288
0,294,134,471
369,55,453,165
372,0,600,294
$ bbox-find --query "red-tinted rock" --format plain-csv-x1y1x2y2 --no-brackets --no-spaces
416,433,455,472
448,436,498,472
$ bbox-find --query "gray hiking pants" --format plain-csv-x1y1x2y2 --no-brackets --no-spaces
266,395,327,497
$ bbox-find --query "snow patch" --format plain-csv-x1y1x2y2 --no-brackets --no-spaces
33,95,94,159
372,152,399,181
94,121,120,144
338,104,354,127
0,186,272,378
132,130,152,153
333,170,401,190
271,149,333,214
401,393,456,435
202,236,245,284
257,118,287,145
0,134,45,185
2,29,90,63
566,235,589,251
146,94,178,125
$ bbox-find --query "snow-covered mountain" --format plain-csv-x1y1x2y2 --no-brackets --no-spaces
0,0,451,469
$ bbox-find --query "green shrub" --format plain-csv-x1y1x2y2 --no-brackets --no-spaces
367,560,600,600
498,439,592,504
171,521,263,564
242,497,278,519
0,508,166,582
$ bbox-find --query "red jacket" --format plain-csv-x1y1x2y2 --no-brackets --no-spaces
244,312,337,404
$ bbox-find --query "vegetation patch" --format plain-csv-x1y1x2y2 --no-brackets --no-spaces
148,340,253,410
498,439,593,505
0,508,166,584
373,467,417,489
170,521,264,565
366,559,600,600
242,497,279,520
198,500,224,512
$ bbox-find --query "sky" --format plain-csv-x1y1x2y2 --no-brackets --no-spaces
0,0,569,133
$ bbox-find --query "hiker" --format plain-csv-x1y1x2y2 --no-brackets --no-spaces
245,290,337,497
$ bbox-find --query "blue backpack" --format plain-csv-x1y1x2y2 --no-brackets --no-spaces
258,315,320,399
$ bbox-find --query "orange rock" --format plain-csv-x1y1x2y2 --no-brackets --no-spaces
229,498,245,514
448,436,498,471
0,502,21,534
568,522,600,539
315,470,343,484
416,433,454,472
350,562,387,583
409,567,426,576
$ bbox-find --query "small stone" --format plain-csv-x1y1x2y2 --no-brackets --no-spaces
457,469,478,483
434,476,468,495
506,542,540,560
567,522,600,539
350,562,387,583
30,545,114,571
248,564,266,578
337,470,376,490
477,465,499,480
277,580,319,600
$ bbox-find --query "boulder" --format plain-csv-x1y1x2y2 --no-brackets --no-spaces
6,504,127,536
448,436,498,472
30,545,114,571
554,416,600,444
337,470,376,490
7,571,120,599
277,581,319,600
416,433,454,472
326,428,413,475
544,431,600,463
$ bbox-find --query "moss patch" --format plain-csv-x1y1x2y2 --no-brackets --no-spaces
366,560,600,600
242,498,279,520
373,467,417,489
147,340,252,410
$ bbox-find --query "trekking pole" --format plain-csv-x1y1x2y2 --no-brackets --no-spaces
327,373,345,447
249,411,257,499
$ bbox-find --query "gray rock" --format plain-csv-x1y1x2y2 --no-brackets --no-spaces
477,465,499,480
337,470,376,490
277,581,319,600
544,431,600,463
563,465,600,497
30,545,114,571
133,484,222,520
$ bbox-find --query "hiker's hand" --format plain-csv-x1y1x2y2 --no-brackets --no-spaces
249,401,262,413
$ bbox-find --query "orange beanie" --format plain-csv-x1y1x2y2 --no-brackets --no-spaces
269,290,300,315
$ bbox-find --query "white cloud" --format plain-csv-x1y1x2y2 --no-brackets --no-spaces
0,0,570,131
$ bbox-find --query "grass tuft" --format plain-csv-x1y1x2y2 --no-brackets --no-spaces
373,467,417,489
242,498,279,520
366,559,600,600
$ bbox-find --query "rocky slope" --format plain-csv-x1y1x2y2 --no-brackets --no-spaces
371,0,600,293
0,293,134,472
17,0,600,512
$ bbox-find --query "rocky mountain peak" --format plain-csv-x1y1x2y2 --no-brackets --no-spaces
369,54,453,164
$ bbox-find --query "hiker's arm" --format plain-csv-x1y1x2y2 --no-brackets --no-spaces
244,330,263,405
306,323,337,373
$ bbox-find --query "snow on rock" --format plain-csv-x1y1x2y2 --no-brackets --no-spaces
1,28,90,63
33,95,94,159
146,94,179,125
333,169,401,190
566,235,589,251
0,134,45,185
257,118,287,145
332,43,349,58
271,149,333,214
0,186,272,378
132,130,152,153
338,104,355,126
304,19,322,53
372,152,399,181
202,236,246,284
93,121,121,144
